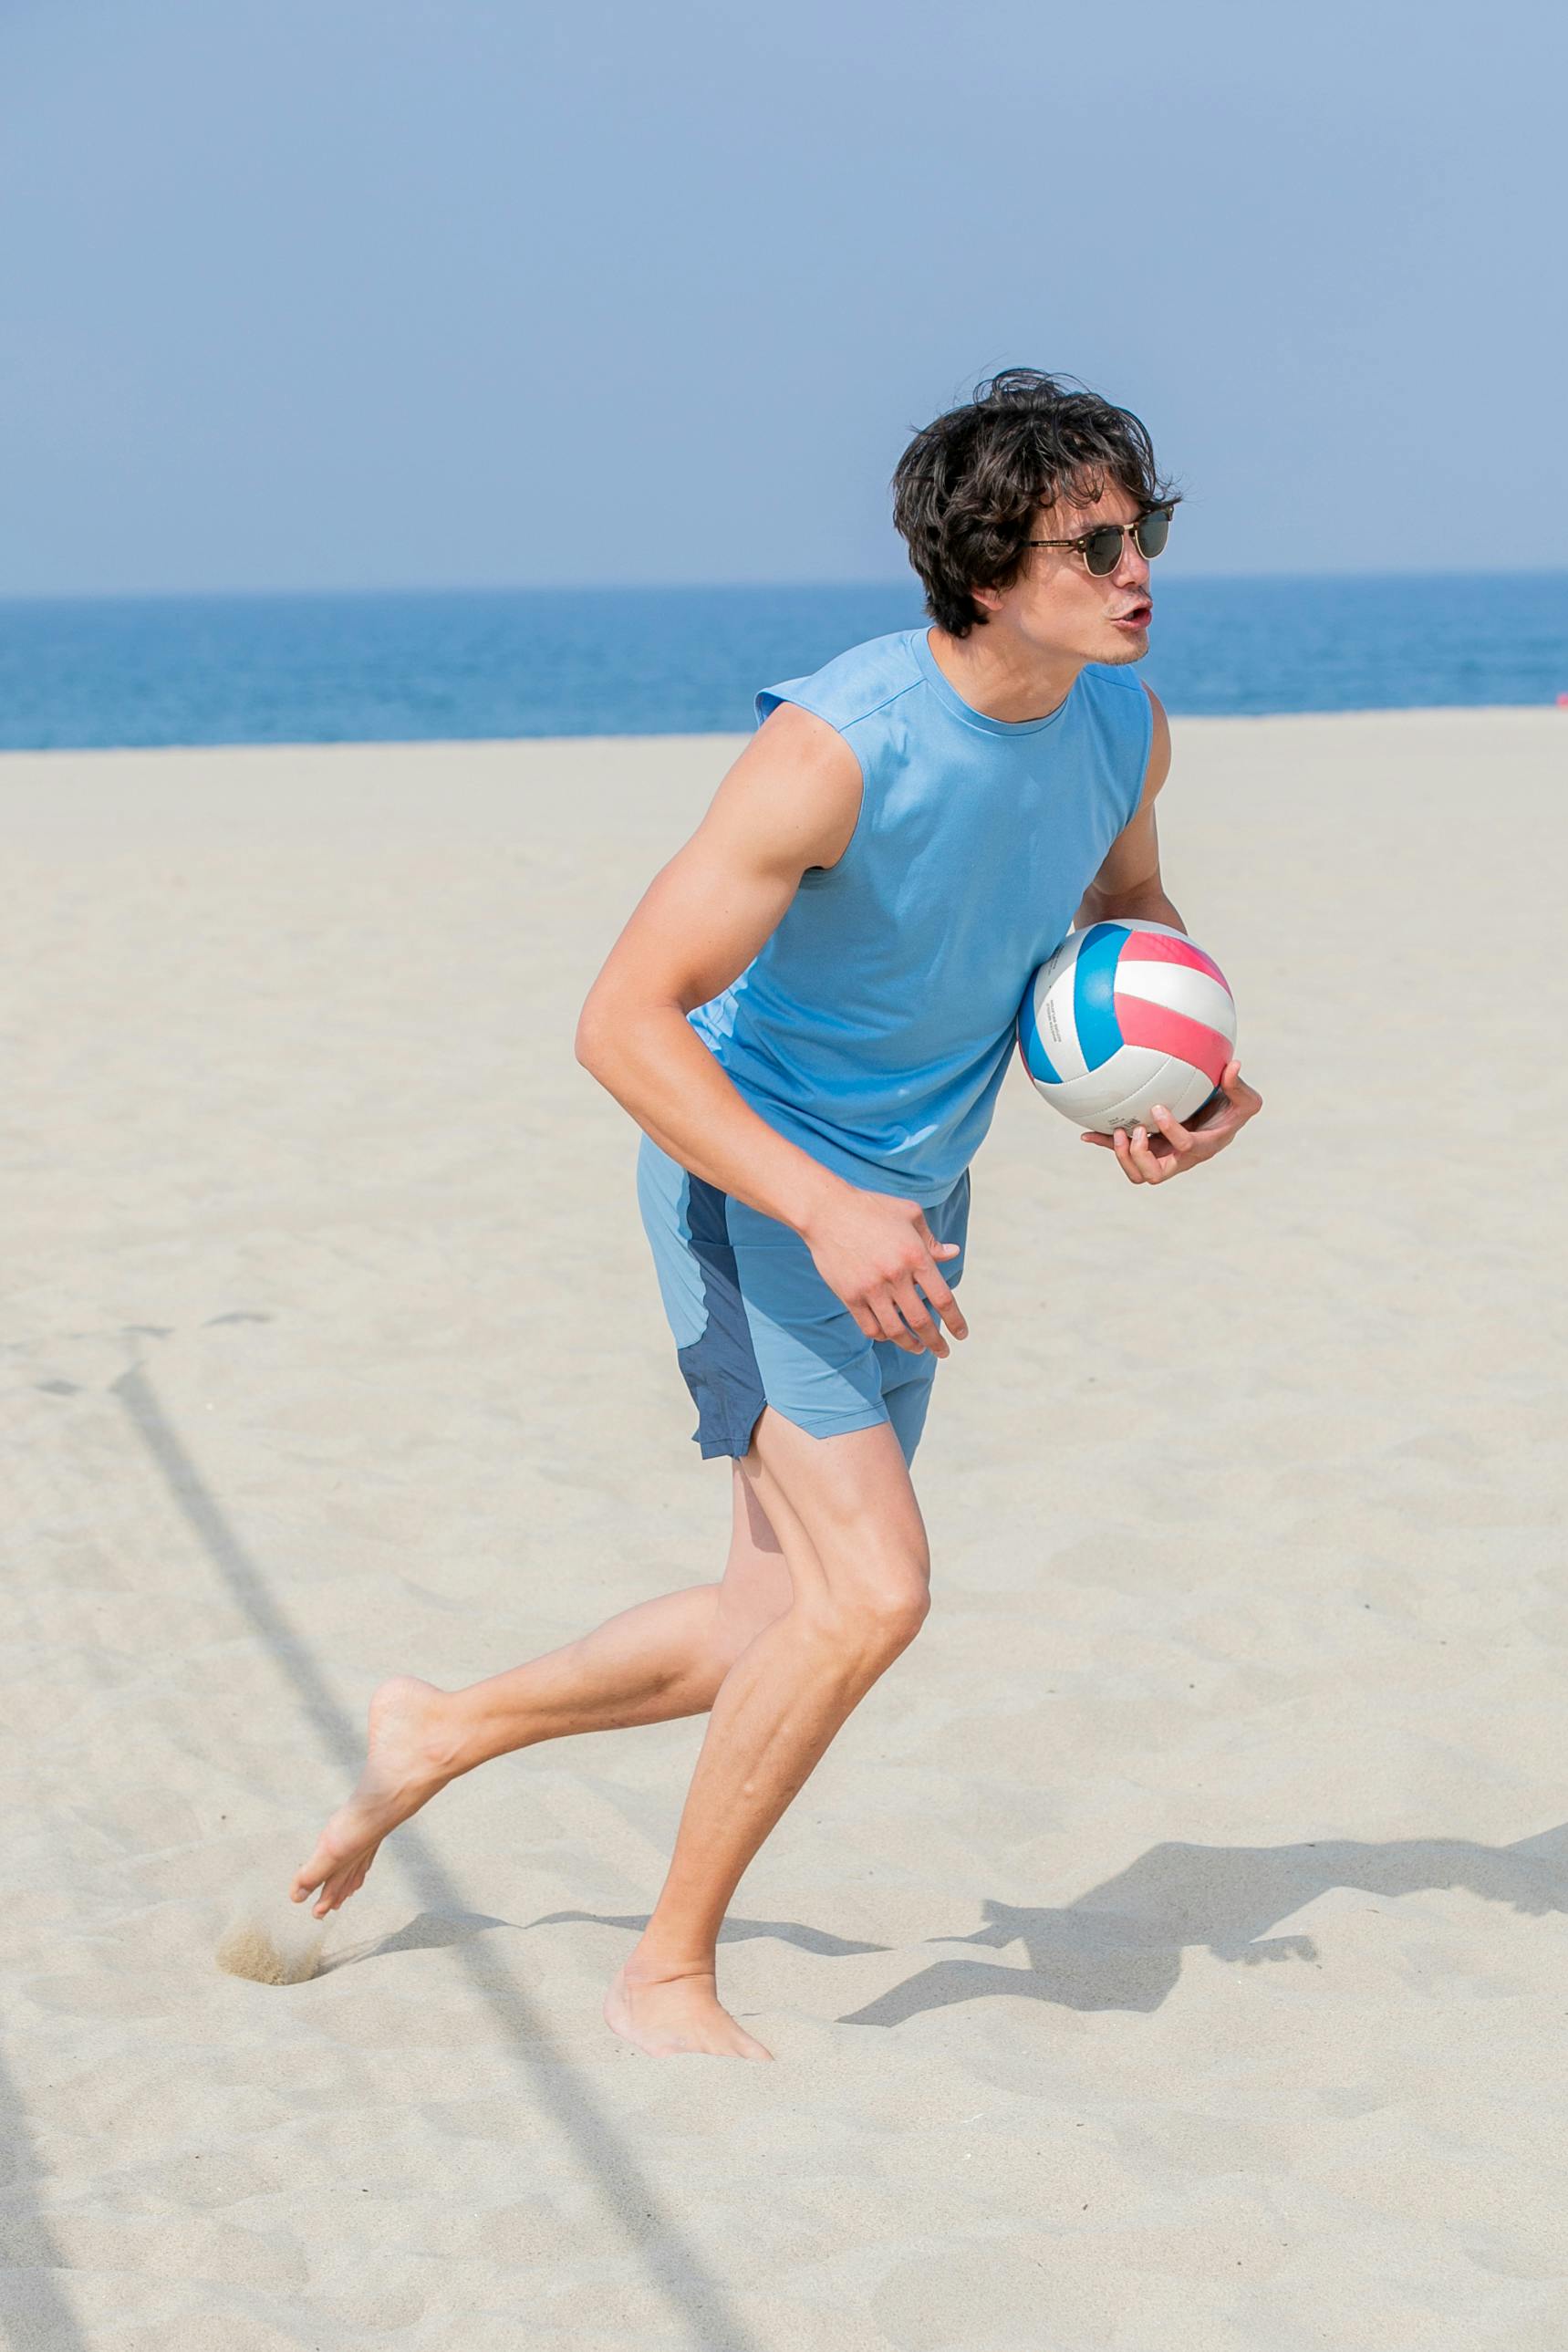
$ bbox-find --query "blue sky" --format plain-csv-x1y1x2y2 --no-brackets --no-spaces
2,0,1560,595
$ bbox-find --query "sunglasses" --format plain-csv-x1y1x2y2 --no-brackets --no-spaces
1026,503,1173,577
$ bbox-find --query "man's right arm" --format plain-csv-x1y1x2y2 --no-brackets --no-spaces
575,703,968,1359
573,701,861,1235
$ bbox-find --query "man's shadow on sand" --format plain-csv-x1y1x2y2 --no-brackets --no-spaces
836,1824,1568,2026
533,1825,1568,2028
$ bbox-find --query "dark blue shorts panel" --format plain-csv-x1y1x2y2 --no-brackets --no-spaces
676,1171,769,1462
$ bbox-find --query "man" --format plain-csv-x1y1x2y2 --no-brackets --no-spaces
290,367,1262,2059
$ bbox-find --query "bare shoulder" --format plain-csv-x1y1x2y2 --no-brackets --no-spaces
701,701,864,877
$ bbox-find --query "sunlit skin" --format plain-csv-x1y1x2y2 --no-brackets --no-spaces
288,466,1262,2059
928,475,1262,1184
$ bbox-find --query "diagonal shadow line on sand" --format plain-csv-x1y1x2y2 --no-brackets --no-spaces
838,1826,1568,2029
111,1358,760,2352
0,2035,94,2352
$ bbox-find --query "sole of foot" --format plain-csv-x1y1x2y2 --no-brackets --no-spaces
289,1675,456,1920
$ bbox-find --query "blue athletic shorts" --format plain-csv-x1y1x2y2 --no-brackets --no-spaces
636,1132,970,1467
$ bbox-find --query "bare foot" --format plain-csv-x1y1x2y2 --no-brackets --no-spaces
604,1961,774,2059
290,1676,460,1918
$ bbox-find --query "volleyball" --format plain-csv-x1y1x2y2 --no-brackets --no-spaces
1017,919,1237,1133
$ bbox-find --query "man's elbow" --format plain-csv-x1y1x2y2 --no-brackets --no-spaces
575,987,682,1076
574,994,613,1074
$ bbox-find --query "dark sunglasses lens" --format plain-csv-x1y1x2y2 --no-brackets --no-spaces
1084,527,1123,575
1135,507,1171,559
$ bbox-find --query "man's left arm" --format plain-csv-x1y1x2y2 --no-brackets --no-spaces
1072,685,1262,1187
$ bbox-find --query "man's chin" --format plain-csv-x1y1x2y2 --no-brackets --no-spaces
1096,625,1148,665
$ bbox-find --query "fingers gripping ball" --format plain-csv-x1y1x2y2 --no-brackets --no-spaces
1017,920,1237,1134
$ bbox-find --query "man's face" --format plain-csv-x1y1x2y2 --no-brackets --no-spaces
979,475,1156,668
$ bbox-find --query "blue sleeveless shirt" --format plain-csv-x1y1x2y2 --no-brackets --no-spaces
688,626,1152,1205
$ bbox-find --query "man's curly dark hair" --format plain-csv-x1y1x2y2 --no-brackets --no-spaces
890,367,1182,637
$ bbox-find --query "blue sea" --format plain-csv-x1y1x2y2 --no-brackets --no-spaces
0,572,1563,750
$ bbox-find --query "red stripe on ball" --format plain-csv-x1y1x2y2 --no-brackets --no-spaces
1117,930,1231,993
1114,997,1232,1086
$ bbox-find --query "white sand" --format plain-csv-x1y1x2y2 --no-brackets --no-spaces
5,708,1567,2349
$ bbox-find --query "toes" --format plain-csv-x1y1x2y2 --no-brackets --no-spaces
313,1851,374,1915
291,1831,363,1912
291,1833,342,1898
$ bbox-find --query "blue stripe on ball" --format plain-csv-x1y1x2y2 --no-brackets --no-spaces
1017,979,1060,1084
1074,922,1127,1072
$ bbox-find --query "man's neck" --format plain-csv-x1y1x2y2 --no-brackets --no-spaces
927,624,1081,724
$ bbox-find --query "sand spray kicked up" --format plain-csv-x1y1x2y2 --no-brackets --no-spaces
216,1876,328,1984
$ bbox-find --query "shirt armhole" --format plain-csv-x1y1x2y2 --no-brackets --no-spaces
753,687,868,878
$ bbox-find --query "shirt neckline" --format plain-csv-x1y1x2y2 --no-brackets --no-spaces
909,626,1077,737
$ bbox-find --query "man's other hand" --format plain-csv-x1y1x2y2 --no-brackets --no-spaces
1079,1059,1262,1186
800,1186,969,1354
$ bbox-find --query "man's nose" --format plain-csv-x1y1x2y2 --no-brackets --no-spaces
1113,533,1151,587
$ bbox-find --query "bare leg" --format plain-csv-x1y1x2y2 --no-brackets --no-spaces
290,1466,793,1918
606,1407,930,2061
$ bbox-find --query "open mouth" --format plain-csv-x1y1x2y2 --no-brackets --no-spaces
1110,602,1152,627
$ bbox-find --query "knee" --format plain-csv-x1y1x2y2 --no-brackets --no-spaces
814,1555,931,1664
867,1576,931,1657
